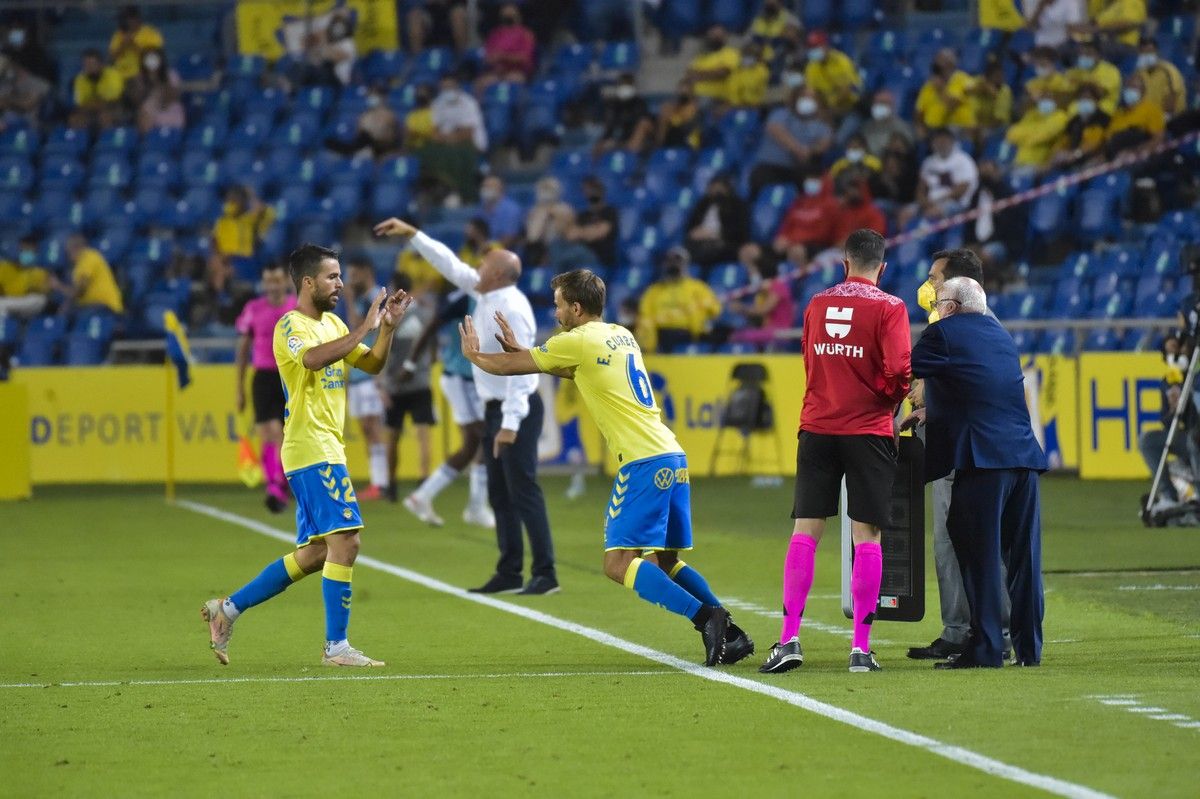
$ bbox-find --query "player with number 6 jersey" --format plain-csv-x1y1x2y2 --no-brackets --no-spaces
457,268,754,667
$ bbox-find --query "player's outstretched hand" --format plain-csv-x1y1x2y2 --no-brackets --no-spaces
459,315,481,359
360,288,388,331
493,311,524,353
373,218,418,239
381,288,413,328
898,407,926,432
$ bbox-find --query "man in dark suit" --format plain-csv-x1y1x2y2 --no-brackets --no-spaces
902,277,1047,668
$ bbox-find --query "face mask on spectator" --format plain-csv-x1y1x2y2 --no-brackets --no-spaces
144,53,161,71
917,280,937,314
1076,55,1095,70
328,21,350,39
366,94,382,108
8,28,26,47
1123,88,1141,105
796,97,817,116
502,14,519,25
741,55,757,67
1137,53,1158,69
615,84,636,101
18,250,35,266
1166,353,1189,372
664,262,683,278
1076,98,1097,117
480,187,500,203
1037,98,1056,114
808,47,825,62
782,70,805,89
586,193,603,205
536,187,557,203
846,148,864,163
803,178,822,196
1034,64,1053,77
870,103,891,120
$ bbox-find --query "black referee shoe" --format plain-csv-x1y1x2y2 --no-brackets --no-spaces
758,638,803,673
722,621,756,665
692,605,730,667
467,574,523,594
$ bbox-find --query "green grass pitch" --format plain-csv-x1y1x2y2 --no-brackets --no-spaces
2,475,1198,797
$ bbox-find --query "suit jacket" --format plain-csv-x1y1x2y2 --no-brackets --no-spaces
912,313,1047,482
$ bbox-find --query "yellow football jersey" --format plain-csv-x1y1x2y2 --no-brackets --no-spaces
530,321,680,465
274,310,369,473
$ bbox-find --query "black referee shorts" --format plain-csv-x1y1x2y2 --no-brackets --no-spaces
385,388,435,432
792,431,897,529
251,369,285,425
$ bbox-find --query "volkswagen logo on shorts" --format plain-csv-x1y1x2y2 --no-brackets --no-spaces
654,467,675,489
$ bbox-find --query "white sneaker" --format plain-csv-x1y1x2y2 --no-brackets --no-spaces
322,644,385,667
566,473,586,500
200,598,235,665
403,494,444,527
462,503,495,528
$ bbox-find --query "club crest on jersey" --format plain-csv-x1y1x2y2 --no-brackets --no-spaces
824,307,853,339
287,335,304,355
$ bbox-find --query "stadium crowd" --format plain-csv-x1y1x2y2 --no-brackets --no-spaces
0,0,1198,368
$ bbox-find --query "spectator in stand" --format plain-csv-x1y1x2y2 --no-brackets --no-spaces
565,177,618,267
403,84,435,149
55,234,124,316
830,177,887,246
0,53,50,123
1103,73,1165,157
871,135,919,213
595,72,655,154
1135,38,1186,117
749,87,834,198
1006,91,1070,169
970,58,1014,139
803,30,861,118
326,85,400,158
773,172,838,270
0,236,50,318
298,6,356,87
915,49,977,137
108,5,164,81
636,247,721,353
748,0,802,64
406,0,470,54
860,90,915,157
968,161,1028,284
686,25,739,103
525,177,588,268
125,47,184,133
395,227,448,294
830,133,882,182
727,40,771,109
478,176,523,248
426,72,487,201
3,20,56,84
1024,47,1070,108
1053,83,1111,167
730,248,796,350
684,174,751,268
1027,0,1085,49
209,185,277,294
459,217,498,267
1071,0,1146,55
477,4,536,87
1064,39,1121,113
978,0,1025,32
912,128,979,223
656,81,702,150
71,48,125,128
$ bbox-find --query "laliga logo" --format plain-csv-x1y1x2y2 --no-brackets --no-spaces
825,307,853,339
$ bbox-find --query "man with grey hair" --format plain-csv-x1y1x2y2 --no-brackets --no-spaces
374,217,559,596
903,276,1047,668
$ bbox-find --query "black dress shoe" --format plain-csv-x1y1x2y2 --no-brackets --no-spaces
468,574,523,594
934,654,1001,669
907,637,966,660
517,576,561,595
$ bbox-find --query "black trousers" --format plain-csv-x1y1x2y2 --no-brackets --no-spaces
483,394,556,581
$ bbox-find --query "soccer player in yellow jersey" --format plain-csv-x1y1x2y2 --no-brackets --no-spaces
458,269,754,667
202,244,413,667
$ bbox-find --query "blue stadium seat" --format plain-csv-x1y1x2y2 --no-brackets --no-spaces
18,334,59,366
87,154,133,190
1102,247,1140,278
1038,328,1075,354
0,316,21,346
657,187,697,242
1089,288,1133,319
360,50,407,86
376,155,420,186
42,126,90,158
0,126,40,158
274,183,316,223
227,54,266,82
274,116,321,149
710,0,752,31
716,109,762,165
708,262,748,293
1050,277,1090,318
63,333,110,366
752,183,797,242
801,0,833,30
840,0,878,28
1009,329,1040,353
862,30,908,70
1028,187,1076,246
175,52,215,83
644,147,692,199
551,43,594,77
624,225,665,269
227,120,271,150
518,97,562,148
327,155,374,188
369,181,412,219
141,126,183,155
136,154,181,190
1083,328,1120,351
130,236,173,266
219,147,259,186
550,149,593,183
184,121,226,152
325,183,362,220
410,47,454,83
519,266,554,303
599,41,639,72
0,156,34,191
40,156,86,192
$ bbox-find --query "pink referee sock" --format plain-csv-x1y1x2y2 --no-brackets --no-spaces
779,533,818,644
262,441,284,490
851,541,883,652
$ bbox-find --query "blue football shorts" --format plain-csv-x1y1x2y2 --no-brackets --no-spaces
603,453,693,552
287,462,364,546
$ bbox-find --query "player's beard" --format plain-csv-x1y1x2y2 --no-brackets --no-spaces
314,288,339,313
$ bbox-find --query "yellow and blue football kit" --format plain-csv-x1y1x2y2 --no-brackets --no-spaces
274,309,370,546
530,321,692,552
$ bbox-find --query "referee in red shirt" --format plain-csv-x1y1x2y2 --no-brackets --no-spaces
759,229,912,674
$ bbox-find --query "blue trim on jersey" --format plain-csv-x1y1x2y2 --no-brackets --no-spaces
287,462,363,545
603,453,693,551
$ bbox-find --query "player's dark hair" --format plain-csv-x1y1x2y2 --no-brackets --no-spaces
261,261,285,275
288,243,338,292
468,216,490,237
551,269,606,316
391,271,413,293
844,229,885,271
932,248,984,283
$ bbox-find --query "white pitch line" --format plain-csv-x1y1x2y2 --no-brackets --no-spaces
0,670,678,690
1115,584,1200,592
179,500,1115,799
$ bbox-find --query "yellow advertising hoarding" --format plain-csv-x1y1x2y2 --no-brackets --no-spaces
236,0,398,62
1078,353,1165,479
1032,355,1078,470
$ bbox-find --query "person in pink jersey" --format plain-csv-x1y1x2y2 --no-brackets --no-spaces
235,263,297,512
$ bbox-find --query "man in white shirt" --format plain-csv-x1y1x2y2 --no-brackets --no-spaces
374,216,559,596
431,73,488,152
1026,0,1084,49
916,128,979,221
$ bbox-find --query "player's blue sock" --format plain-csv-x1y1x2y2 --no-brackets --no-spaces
321,562,353,643
625,557,703,619
668,561,721,607
228,552,307,614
